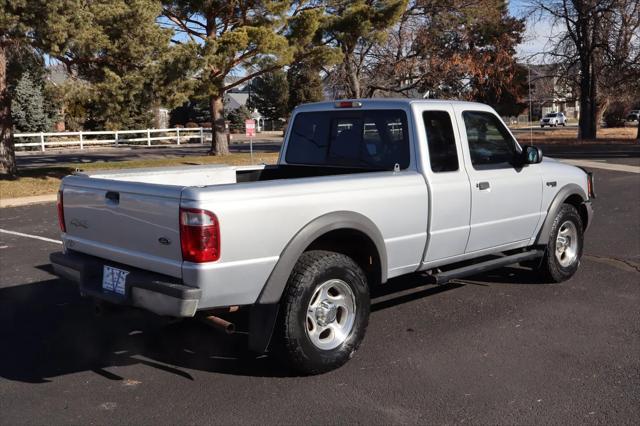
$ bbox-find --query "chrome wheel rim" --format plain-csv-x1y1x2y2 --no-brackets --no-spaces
555,221,579,267
305,279,356,350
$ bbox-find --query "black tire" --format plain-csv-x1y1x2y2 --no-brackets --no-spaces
537,203,584,283
277,250,370,375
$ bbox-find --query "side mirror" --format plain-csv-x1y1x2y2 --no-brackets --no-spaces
522,145,543,164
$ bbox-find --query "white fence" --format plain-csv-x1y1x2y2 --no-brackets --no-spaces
14,127,211,152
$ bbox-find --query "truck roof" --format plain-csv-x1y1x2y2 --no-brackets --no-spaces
294,98,489,112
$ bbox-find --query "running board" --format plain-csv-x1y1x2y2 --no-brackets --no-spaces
431,250,544,285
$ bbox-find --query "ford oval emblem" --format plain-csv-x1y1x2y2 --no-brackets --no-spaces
158,237,171,246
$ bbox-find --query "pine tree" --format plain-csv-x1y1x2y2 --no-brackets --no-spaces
11,72,50,132
161,1,335,155
1,0,192,175
287,61,324,110
247,70,289,121
226,106,253,132
324,0,407,98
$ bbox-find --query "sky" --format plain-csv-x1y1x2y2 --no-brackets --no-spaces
508,0,557,62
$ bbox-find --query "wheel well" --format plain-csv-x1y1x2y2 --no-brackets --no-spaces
564,194,589,230
305,229,382,287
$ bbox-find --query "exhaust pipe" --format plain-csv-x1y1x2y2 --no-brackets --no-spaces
201,314,236,334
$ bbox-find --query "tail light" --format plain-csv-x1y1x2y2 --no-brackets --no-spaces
334,101,362,108
57,190,66,232
180,208,220,262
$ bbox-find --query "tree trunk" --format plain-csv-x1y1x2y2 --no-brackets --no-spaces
344,54,361,99
0,42,17,176
595,97,609,130
577,62,597,140
209,94,229,156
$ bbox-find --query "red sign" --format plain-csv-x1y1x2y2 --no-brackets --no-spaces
245,119,256,137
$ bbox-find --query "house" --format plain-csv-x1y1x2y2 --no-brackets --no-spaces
524,64,580,120
223,82,264,132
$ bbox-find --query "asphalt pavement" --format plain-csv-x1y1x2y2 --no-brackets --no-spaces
0,167,639,424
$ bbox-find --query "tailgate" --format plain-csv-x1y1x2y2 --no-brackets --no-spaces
61,176,184,278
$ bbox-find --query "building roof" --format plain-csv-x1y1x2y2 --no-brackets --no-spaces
224,92,249,110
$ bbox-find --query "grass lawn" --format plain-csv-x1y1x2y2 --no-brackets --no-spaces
0,152,279,199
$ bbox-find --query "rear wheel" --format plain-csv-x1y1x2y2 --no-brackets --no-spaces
537,204,584,282
277,250,369,375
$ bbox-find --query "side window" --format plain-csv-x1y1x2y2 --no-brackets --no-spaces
423,111,458,173
462,111,518,170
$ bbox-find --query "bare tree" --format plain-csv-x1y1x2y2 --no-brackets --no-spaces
363,0,527,114
530,0,639,140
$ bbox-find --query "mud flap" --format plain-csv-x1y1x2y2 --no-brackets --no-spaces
248,304,280,353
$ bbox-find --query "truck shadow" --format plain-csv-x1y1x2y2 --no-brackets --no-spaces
0,266,542,383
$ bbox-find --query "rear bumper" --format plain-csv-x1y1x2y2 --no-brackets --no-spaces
50,251,201,317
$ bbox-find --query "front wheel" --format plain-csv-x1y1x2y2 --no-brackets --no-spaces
537,204,584,282
278,250,370,374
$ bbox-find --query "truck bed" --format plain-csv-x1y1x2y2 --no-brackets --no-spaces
81,163,386,187
61,163,397,280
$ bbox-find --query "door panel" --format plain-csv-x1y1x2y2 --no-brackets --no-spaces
456,109,543,253
416,106,472,263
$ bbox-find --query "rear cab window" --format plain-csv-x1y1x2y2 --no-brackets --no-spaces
285,109,410,169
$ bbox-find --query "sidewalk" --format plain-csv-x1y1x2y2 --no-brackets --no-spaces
535,142,640,159
0,194,57,208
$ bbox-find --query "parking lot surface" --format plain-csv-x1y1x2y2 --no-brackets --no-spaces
1,167,639,425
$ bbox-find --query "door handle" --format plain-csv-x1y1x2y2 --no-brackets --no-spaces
476,181,490,190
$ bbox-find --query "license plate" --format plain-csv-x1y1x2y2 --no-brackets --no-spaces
102,265,129,296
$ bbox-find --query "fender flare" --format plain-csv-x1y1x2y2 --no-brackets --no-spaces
535,183,587,245
256,211,388,305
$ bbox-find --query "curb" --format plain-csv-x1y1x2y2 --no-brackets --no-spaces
0,194,57,208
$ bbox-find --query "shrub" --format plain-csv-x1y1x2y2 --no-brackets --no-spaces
603,102,627,128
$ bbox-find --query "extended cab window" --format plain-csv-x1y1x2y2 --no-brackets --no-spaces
286,110,409,169
423,111,458,173
462,111,518,170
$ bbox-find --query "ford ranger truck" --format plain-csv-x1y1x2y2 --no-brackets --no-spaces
50,99,595,374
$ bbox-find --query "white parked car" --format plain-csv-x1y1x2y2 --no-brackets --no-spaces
540,112,567,127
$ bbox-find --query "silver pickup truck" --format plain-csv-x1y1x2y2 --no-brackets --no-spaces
50,99,595,374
